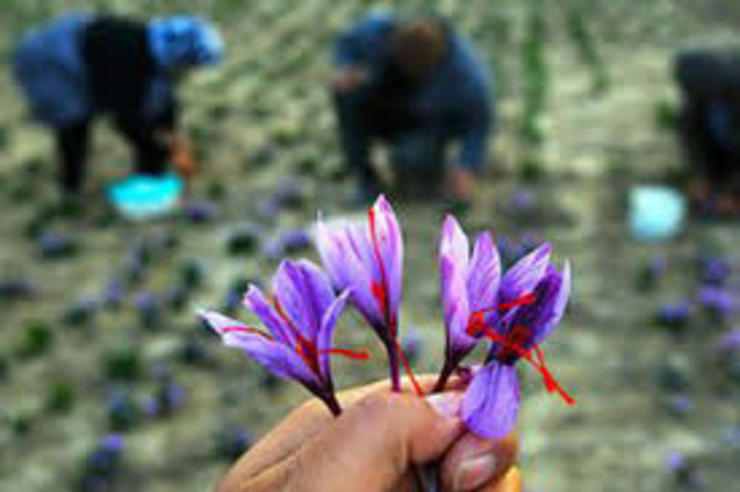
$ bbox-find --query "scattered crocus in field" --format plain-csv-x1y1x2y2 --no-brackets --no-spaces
134,291,159,328
657,300,691,329
0,277,35,301
316,195,408,391
102,278,123,310
699,257,730,286
199,259,365,415
80,434,125,490
697,286,734,320
279,228,312,253
182,199,219,223
711,328,740,356
36,231,77,259
460,259,573,438
216,423,253,460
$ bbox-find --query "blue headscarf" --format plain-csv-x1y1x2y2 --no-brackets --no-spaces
148,15,223,70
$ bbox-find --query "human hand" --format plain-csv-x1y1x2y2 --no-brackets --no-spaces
169,133,196,180
216,376,521,492
331,66,369,92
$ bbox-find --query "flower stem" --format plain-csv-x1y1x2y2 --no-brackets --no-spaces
386,339,401,392
432,359,456,394
324,393,342,417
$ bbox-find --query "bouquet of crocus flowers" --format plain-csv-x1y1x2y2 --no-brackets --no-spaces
199,195,574,443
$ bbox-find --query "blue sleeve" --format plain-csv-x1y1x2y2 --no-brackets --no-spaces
333,11,395,68
456,43,493,173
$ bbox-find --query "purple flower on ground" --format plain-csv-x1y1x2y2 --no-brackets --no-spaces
508,189,536,212
460,257,572,438
36,231,76,258
280,228,312,253
316,195,407,391
183,200,219,223
199,260,358,415
668,394,693,417
712,328,740,356
657,300,691,328
102,279,123,309
700,257,730,286
697,286,734,319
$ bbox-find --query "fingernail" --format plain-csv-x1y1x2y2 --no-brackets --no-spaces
425,392,461,419
452,454,498,491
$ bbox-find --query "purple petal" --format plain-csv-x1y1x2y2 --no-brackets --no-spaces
439,215,470,273
198,309,317,386
499,242,552,303
273,260,335,341
242,285,293,344
440,253,475,356
316,217,384,328
317,289,350,381
369,195,404,324
461,361,520,439
467,232,501,314
530,260,571,346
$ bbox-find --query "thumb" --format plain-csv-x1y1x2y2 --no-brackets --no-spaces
292,390,464,491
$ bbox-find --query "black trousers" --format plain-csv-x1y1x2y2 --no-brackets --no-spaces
333,92,445,195
55,116,169,193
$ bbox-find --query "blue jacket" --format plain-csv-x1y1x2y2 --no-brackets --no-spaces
334,12,493,172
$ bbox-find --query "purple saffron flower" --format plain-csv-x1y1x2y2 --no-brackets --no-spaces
183,199,219,223
460,260,572,438
700,257,730,286
435,215,501,389
697,286,734,319
316,195,406,390
199,260,356,415
712,328,740,356
657,300,692,328
280,228,312,253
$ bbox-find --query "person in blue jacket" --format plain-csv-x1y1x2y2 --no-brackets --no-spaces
13,13,223,196
331,11,494,204
675,48,740,215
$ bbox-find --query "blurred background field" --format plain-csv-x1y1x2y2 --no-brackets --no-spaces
0,1,738,490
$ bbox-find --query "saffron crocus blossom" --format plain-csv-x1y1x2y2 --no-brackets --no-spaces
316,195,407,391
461,261,573,438
435,222,554,392
436,215,501,390
198,259,356,415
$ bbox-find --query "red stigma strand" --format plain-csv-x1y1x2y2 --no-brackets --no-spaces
472,324,575,406
321,348,370,361
396,338,424,396
466,292,538,337
497,292,537,310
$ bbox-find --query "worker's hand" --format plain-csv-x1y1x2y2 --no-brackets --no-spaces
216,376,521,492
445,168,476,205
331,66,369,92
169,133,196,180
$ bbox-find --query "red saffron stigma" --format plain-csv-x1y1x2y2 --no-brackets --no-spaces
472,323,576,406
497,292,537,310
321,348,370,361
396,338,424,396
466,292,538,337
